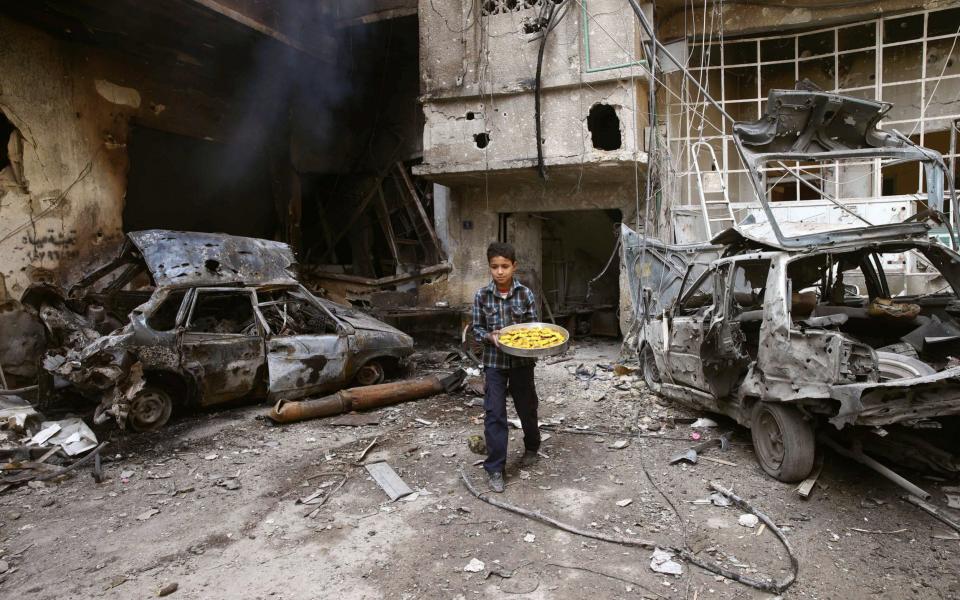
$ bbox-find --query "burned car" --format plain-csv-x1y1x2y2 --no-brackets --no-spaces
31,231,413,431
625,89,960,483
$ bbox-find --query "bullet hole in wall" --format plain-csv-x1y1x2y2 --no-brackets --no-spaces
587,103,621,151
474,132,490,149
466,111,475,120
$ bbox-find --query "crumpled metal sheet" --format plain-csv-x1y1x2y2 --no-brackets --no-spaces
127,230,298,289
828,366,960,428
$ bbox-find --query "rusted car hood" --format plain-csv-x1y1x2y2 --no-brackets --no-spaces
317,298,406,336
127,230,298,289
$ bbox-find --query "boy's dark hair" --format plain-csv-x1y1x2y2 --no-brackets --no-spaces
487,241,517,263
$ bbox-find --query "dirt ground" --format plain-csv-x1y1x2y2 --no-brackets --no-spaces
1,338,958,599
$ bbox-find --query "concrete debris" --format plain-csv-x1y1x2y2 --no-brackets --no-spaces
523,533,535,543
136,508,159,521
157,582,179,596
738,514,760,528
365,461,413,500
608,439,629,450
463,558,485,573
649,548,683,576
690,418,718,428
615,498,633,507
0,395,41,432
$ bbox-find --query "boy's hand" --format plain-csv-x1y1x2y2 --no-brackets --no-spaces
486,330,500,347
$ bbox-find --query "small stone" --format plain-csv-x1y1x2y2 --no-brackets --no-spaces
137,508,160,521
463,558,485,573
203,454,218,461
523,533,536,543
738,514,759,528
608,439,629,450
0,559,9,574
616,498,633,507
158,582,179,596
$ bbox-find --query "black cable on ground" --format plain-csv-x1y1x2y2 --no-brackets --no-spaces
459,467,798,594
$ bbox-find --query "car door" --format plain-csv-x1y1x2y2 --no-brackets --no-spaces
665,266,721,390
179,288,265,405
258,288,351,401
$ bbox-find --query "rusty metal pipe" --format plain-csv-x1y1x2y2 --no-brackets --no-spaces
268,370,465,424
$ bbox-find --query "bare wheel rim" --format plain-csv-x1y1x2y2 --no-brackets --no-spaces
356,362,385,386
130,389,172,430
755,410,785,470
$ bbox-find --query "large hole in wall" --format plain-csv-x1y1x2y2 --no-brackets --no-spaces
587,104,622,151
123,126,275,238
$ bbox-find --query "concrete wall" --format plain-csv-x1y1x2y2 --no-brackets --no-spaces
0,15,235,300
416,0,651,174
430,178,639,329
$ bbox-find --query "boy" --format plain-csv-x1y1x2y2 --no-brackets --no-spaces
472,242,541,493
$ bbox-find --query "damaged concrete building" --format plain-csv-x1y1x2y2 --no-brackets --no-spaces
413,0,960,335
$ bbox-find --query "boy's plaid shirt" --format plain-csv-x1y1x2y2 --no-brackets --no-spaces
472,278,539,369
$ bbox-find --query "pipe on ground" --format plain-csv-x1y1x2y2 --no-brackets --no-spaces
268,370,466,424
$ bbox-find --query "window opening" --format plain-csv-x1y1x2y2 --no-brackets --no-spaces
188,290,255,334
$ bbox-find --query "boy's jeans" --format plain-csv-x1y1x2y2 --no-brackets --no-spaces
483,365,540,474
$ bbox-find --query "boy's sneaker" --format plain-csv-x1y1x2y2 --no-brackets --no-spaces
521,450,539,468
488,471,505,493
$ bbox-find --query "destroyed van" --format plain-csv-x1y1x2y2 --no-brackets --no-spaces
624,89,960,483
29,231,414,432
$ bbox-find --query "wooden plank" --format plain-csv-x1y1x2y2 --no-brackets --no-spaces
796,454,824,499
375,186,401,266
365,461,413,500
395,162,444,261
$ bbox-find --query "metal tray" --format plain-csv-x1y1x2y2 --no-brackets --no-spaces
497,322,570,358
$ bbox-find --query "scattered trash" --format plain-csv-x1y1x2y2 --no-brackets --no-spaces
904,494,960,534
608,439,629,450
467,435,486,455
356,438,378,463
615,498,633,507
690,432,701,441
464,558,485,573
523,532,536,543
157,581,179,596
738,514,759,528
0,395,41,432
690,418,718,428
691,492,732,507
365,461,414,500
137,508,159,521
204,454,218,461
669,432,731,465
217,478,241,491
946,493,960,510
30,422,61,446
649,548,683,576
414,418,433,426
700,456,737,467
848,527,907,534
613,364,635,376
35,418,97,456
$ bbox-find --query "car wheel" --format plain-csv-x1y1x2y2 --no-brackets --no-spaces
354,361,385,386
640,344,662,392
128,385,174,432
876,351,936,381
750,402,815,483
